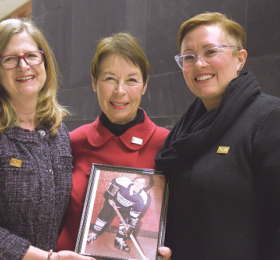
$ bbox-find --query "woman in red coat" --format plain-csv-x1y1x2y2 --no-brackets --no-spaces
57,32,171,259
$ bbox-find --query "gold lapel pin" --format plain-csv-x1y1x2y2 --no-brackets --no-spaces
9,157,23,168
217,146,230,154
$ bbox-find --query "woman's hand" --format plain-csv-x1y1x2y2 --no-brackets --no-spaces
158,246,172,260
53,251,95,260
23,246,95,260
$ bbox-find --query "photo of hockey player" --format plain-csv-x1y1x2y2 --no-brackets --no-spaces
79,168,167,260
87,174,150,251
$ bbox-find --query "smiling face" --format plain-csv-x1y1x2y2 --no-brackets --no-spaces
0,31,46,104
133,178,147,193
180,24,247,111
92,53,148,125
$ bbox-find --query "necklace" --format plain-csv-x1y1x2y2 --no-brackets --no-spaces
13,120,20,127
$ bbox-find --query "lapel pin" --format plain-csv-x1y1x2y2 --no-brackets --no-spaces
131,137,143,146
38,130,46,137
9,157,23,168
217,146,230,154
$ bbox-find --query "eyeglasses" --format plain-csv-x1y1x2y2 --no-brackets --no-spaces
0,50,45,70
174,44,239,71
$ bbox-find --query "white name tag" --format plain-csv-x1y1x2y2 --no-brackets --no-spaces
131,136,143,145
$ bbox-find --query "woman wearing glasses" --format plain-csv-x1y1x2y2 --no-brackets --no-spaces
57,32,171,260
0,19,93,260
155,12,280,260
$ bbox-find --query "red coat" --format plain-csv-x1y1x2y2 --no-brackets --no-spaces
57,110,169,251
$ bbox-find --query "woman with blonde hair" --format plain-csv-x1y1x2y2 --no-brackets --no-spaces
0,18,93,260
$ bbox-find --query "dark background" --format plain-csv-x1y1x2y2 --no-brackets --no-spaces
32,0,280,131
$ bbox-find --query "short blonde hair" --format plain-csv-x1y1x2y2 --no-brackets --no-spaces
0,18,69,135
90,32,150,86
178,12,246,55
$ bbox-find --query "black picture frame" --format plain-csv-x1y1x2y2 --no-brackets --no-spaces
75,164,168,260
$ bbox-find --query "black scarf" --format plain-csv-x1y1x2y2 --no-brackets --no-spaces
155,72,261,173
99,108,144,136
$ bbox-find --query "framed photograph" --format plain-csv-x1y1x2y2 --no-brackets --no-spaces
75,164,168,260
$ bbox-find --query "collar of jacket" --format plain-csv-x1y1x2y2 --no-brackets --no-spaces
87,110,156,151
4,125,50,142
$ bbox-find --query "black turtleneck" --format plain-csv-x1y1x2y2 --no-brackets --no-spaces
99,108,144,136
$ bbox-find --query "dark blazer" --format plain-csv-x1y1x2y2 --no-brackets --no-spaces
0,124,72,260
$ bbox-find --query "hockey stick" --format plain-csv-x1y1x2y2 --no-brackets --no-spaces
108,199,150,260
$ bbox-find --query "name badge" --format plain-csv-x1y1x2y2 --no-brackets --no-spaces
131,137,143,146
217,146,230,154
9,157,23,168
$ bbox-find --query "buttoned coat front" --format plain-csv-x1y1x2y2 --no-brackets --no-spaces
57,110,169,251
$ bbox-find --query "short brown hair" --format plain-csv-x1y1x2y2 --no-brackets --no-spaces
178,12,246,55
90,32,150,86
0,18,69,135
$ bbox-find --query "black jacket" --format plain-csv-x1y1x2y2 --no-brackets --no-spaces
156,72,280,260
